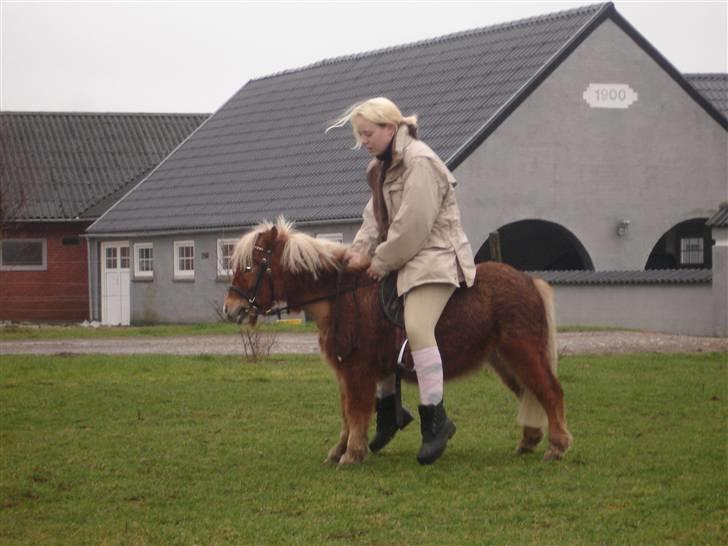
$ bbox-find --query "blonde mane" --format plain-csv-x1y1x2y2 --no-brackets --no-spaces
231,217,345,278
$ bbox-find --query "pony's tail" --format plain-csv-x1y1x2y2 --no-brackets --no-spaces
533,278,558,377
517,278,558,429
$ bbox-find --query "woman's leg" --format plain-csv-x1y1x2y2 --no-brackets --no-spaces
404,283,457,465
404,283,456,405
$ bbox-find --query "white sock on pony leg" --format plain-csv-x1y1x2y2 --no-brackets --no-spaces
412,346,443,405
376,374,396,399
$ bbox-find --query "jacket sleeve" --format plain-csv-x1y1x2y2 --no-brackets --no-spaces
371,157,446,274
350,196,380,257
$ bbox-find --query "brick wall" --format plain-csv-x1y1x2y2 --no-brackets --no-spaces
0,222,90,322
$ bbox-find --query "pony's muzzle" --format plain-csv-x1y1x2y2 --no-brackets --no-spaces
222,301,247,323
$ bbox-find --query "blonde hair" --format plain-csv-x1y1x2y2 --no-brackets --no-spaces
231,216,345,280
326,97,418,148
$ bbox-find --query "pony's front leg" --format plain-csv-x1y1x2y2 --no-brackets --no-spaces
325,377,350,464
337,365,377,466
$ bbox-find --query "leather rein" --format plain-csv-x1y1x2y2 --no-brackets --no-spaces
227,246,375,339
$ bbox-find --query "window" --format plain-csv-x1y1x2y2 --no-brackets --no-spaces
0,239,47,271
217,238,237,277
680,237,704,266
105,246,118,269
134,243,154,278
120,246,130,269
315,233,344,244
174,240,195,279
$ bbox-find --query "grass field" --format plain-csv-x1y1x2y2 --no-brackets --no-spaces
1,352,725,545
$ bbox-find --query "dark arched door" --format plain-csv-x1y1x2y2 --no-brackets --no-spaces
475,219,594,271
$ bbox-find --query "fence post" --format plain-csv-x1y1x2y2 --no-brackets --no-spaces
489,231,502,263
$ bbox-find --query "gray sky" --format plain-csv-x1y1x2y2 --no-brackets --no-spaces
1,0,726,113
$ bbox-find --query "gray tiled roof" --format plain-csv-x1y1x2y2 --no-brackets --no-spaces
530,269,712,285
87,3,611,235
87,2,726,237
1,112,208,220
706,204,728,228
686,74,728,119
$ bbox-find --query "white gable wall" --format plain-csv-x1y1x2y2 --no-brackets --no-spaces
456,18,727,270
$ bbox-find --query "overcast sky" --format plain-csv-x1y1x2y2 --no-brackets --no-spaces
1,0,725,113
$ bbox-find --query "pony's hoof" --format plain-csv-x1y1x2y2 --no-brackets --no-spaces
515,446,536,455
542,450,564,461
325,447,344,464
337,450,366,466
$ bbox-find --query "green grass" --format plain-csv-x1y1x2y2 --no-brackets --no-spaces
0,321,317,341
1,353,725,545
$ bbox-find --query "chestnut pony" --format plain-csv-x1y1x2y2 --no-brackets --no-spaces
223,218,572,466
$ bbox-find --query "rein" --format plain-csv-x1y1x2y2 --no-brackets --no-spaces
228,250,376,340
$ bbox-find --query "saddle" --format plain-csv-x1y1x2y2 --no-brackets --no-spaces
379,273,414,371
379,272,405,328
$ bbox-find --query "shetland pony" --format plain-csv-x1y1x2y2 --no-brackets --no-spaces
223,218,572,465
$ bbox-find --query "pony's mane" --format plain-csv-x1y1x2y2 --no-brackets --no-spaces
231,217,346,279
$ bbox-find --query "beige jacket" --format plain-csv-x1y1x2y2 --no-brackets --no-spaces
351,124,476,296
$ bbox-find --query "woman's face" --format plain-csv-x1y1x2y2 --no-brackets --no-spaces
354,117,396,157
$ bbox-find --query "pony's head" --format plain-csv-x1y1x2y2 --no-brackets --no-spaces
223,217,347,325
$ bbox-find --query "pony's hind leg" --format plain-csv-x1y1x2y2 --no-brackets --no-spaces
487,351,544,455
499,341,571,460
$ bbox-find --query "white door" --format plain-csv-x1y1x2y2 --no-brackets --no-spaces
101,242,130,326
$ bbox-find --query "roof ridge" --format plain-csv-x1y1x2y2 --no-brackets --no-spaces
0,111,210,118
250,2,610,84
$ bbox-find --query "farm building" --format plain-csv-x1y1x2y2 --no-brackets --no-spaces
0,112,208,322
85,2,727,335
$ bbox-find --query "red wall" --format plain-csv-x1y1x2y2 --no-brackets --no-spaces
0,222,90,322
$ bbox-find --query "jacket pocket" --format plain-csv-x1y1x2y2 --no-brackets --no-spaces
387,181,405,216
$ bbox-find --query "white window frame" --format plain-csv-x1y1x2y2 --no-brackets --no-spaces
134,243,154,279
315,232,344,244
0,239,47,271
217,238,238,278
174,240,195,280
680,237,704,266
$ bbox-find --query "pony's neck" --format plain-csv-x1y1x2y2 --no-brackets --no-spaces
283,268,356,332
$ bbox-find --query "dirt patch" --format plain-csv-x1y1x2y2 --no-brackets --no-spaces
0,331,725,356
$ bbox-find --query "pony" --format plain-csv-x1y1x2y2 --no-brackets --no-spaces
223,218,572,466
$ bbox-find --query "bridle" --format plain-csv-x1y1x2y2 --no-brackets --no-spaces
227,245,277,319
227,244,377,362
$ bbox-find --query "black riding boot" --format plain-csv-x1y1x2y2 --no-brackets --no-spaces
417,401,456,465
369,394,414,453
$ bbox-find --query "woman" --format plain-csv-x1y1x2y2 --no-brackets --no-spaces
328,97,476,465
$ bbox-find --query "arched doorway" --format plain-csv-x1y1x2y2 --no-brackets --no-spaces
475,220,593,271
645,218,711,269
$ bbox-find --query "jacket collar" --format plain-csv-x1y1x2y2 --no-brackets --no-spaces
389,124,413,169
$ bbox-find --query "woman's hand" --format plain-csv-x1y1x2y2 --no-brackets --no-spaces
366,265,385,282
344,249,370,271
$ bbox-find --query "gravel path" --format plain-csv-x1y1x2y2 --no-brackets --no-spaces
0,331,725,356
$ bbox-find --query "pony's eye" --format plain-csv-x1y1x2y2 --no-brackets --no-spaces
245,266,253,272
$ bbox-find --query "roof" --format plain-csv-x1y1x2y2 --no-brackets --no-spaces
0,112,208,221
530,269,712,285
87,3,611,235
685,74,728,119
706,203,728,228
86,2,727,237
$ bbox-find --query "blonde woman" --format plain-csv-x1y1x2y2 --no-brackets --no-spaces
328,97,476,464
